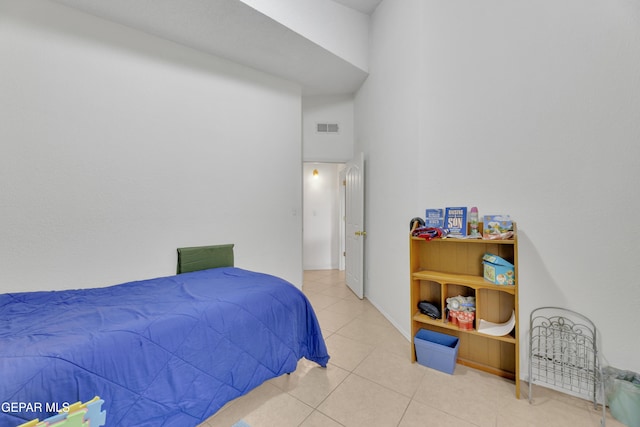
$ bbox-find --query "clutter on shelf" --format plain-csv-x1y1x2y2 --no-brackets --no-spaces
444,207,468,237
424,209,444,228
477,311,516,336
417,300,441,319
469,207,480,237
446,295,476,330
411,207,514,241
482,253,516,285
483,215,514,240
410,215,520,395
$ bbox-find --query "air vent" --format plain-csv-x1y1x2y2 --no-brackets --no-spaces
316,123,340,133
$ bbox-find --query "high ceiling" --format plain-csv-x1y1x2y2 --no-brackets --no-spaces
52,0,383,95
332,0,382,15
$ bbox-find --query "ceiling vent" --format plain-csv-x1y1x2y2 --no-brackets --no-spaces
317,123,340,134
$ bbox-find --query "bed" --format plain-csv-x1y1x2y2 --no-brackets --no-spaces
0,245,329,426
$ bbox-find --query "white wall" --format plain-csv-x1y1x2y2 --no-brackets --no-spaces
303,94,355,163
356,0,640,375
240,0,369,71
303,163,344,270
354,0,423,335
0,0,304,291
301,94,354,271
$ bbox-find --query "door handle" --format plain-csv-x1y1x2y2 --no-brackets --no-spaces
354,231,367,237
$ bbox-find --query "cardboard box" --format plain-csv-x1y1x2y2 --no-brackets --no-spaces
414,329,460,374
482,253,515,285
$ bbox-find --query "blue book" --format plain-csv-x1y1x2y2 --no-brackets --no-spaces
424,209,444,228
444,207,468,237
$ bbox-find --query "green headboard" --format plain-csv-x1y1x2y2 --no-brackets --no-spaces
176,244,234,274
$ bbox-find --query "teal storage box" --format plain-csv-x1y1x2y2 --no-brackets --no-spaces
482,253,515,285
414,329,459,374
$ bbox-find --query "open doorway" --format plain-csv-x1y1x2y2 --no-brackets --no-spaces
302,162,346,271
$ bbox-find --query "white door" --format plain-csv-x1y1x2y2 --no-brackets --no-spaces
345,152,365,299
338,167,346,271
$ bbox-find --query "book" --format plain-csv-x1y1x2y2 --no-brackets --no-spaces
424,209,444,228
483,215,514,239
444,207,468,237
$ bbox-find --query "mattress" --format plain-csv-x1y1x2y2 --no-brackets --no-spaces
0,267,329,426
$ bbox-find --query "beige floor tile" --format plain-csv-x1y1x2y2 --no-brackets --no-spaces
526,398,601,427
301,283,327,294
319,284,359,299
354,302,397,327
268,358,350,408
204,382,284,427
324,332,375,372
315,308,359,334
304,291,344,311
317,374,410,427
596,410,627,427
399,400,477,427
496,393,555,427
353,349,426,397
412,365,500,427
496,404,606,427
324,298,371,317
200,270,614,427
335,317,402,347
299,410,345,427
242,393,314,427
305,270,345,287
371,330,412,359
527,382,596,411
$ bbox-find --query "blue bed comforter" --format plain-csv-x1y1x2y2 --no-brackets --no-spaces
0,268,329,426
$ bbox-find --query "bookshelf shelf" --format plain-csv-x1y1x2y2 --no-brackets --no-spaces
410,223,520,396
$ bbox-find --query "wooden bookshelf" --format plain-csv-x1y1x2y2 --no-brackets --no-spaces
410,223,520,397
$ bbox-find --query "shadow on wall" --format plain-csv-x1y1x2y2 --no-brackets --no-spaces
517,230,570,322
517,230,572,383
18,0,286,90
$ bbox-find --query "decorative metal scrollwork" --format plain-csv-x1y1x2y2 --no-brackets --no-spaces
528,307,606,426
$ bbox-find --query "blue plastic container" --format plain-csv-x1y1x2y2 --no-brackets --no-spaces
414,329,460,374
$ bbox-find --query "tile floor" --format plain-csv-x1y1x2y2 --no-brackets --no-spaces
200,270,622,427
